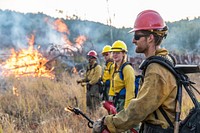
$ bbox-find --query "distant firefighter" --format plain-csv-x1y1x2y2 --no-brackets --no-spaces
77,50,102,112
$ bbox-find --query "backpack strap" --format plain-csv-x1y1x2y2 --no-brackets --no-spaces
107,62,114,74
118,62,132,80
159,107,174,127
86,63,98,72
139,56,180,79
134,75,142,97
118,62,141,98
114,62,132,99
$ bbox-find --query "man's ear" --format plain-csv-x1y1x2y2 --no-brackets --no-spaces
147,34,154,43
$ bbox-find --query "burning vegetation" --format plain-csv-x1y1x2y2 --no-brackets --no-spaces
1,43,55,79
0,18,87,80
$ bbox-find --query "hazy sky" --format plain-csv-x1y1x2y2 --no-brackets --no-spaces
0,0,200,28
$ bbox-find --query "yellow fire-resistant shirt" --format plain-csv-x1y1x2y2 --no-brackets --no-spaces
102,61,113,83
109,62,135,109
105,48,177,133
81,62,102,85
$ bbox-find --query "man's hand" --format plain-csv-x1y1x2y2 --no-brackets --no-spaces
92,118,106,133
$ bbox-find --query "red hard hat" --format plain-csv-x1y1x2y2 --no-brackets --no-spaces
129,10,166,32
87,50,97,59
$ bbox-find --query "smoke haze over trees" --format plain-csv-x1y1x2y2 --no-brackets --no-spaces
0,9,200,58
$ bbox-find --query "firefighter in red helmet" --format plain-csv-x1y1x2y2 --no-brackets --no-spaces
77,50,102,112
93,10,177,133
87,50,98,59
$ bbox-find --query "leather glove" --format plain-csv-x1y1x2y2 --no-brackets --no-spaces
92,117,106,133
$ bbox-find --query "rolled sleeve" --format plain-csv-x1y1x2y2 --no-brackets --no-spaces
105,115,117,133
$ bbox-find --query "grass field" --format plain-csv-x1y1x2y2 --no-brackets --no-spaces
0,72,199,133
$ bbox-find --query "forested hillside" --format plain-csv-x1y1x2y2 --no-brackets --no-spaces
0,9,200,61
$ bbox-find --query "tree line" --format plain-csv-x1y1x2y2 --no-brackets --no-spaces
0,9,200,57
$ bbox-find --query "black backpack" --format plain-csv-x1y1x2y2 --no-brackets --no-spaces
140,56,200,133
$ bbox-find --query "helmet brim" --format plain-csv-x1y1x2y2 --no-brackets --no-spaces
128,26,167,33
128,29,134,33
87,55,97,59
111,49,127,52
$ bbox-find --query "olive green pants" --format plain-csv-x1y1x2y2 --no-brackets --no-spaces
86,84,101,111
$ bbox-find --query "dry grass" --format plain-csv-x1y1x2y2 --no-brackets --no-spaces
0,72,199,132
181,73,200,119
0,73,107,133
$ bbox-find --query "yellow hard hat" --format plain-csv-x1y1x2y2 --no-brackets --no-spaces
111,40,128,52
102,45,112,54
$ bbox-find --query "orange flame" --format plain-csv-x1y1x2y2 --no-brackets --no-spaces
75,35,86,46
53,19,70,34
2,34,54,79
72,66,78,74
28,34,35,46
63,35,73,46
13,86,19,96
52,19,86,47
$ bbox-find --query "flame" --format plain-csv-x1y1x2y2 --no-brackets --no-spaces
13,86,19,96
2,34,54,79
37,45,41,49
51,18,86,50
64,107,70,112
64,106,75,113
28,34,35,46
72,66,78,74
63,35,73,46
75,35,86,46
53,19,70,34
